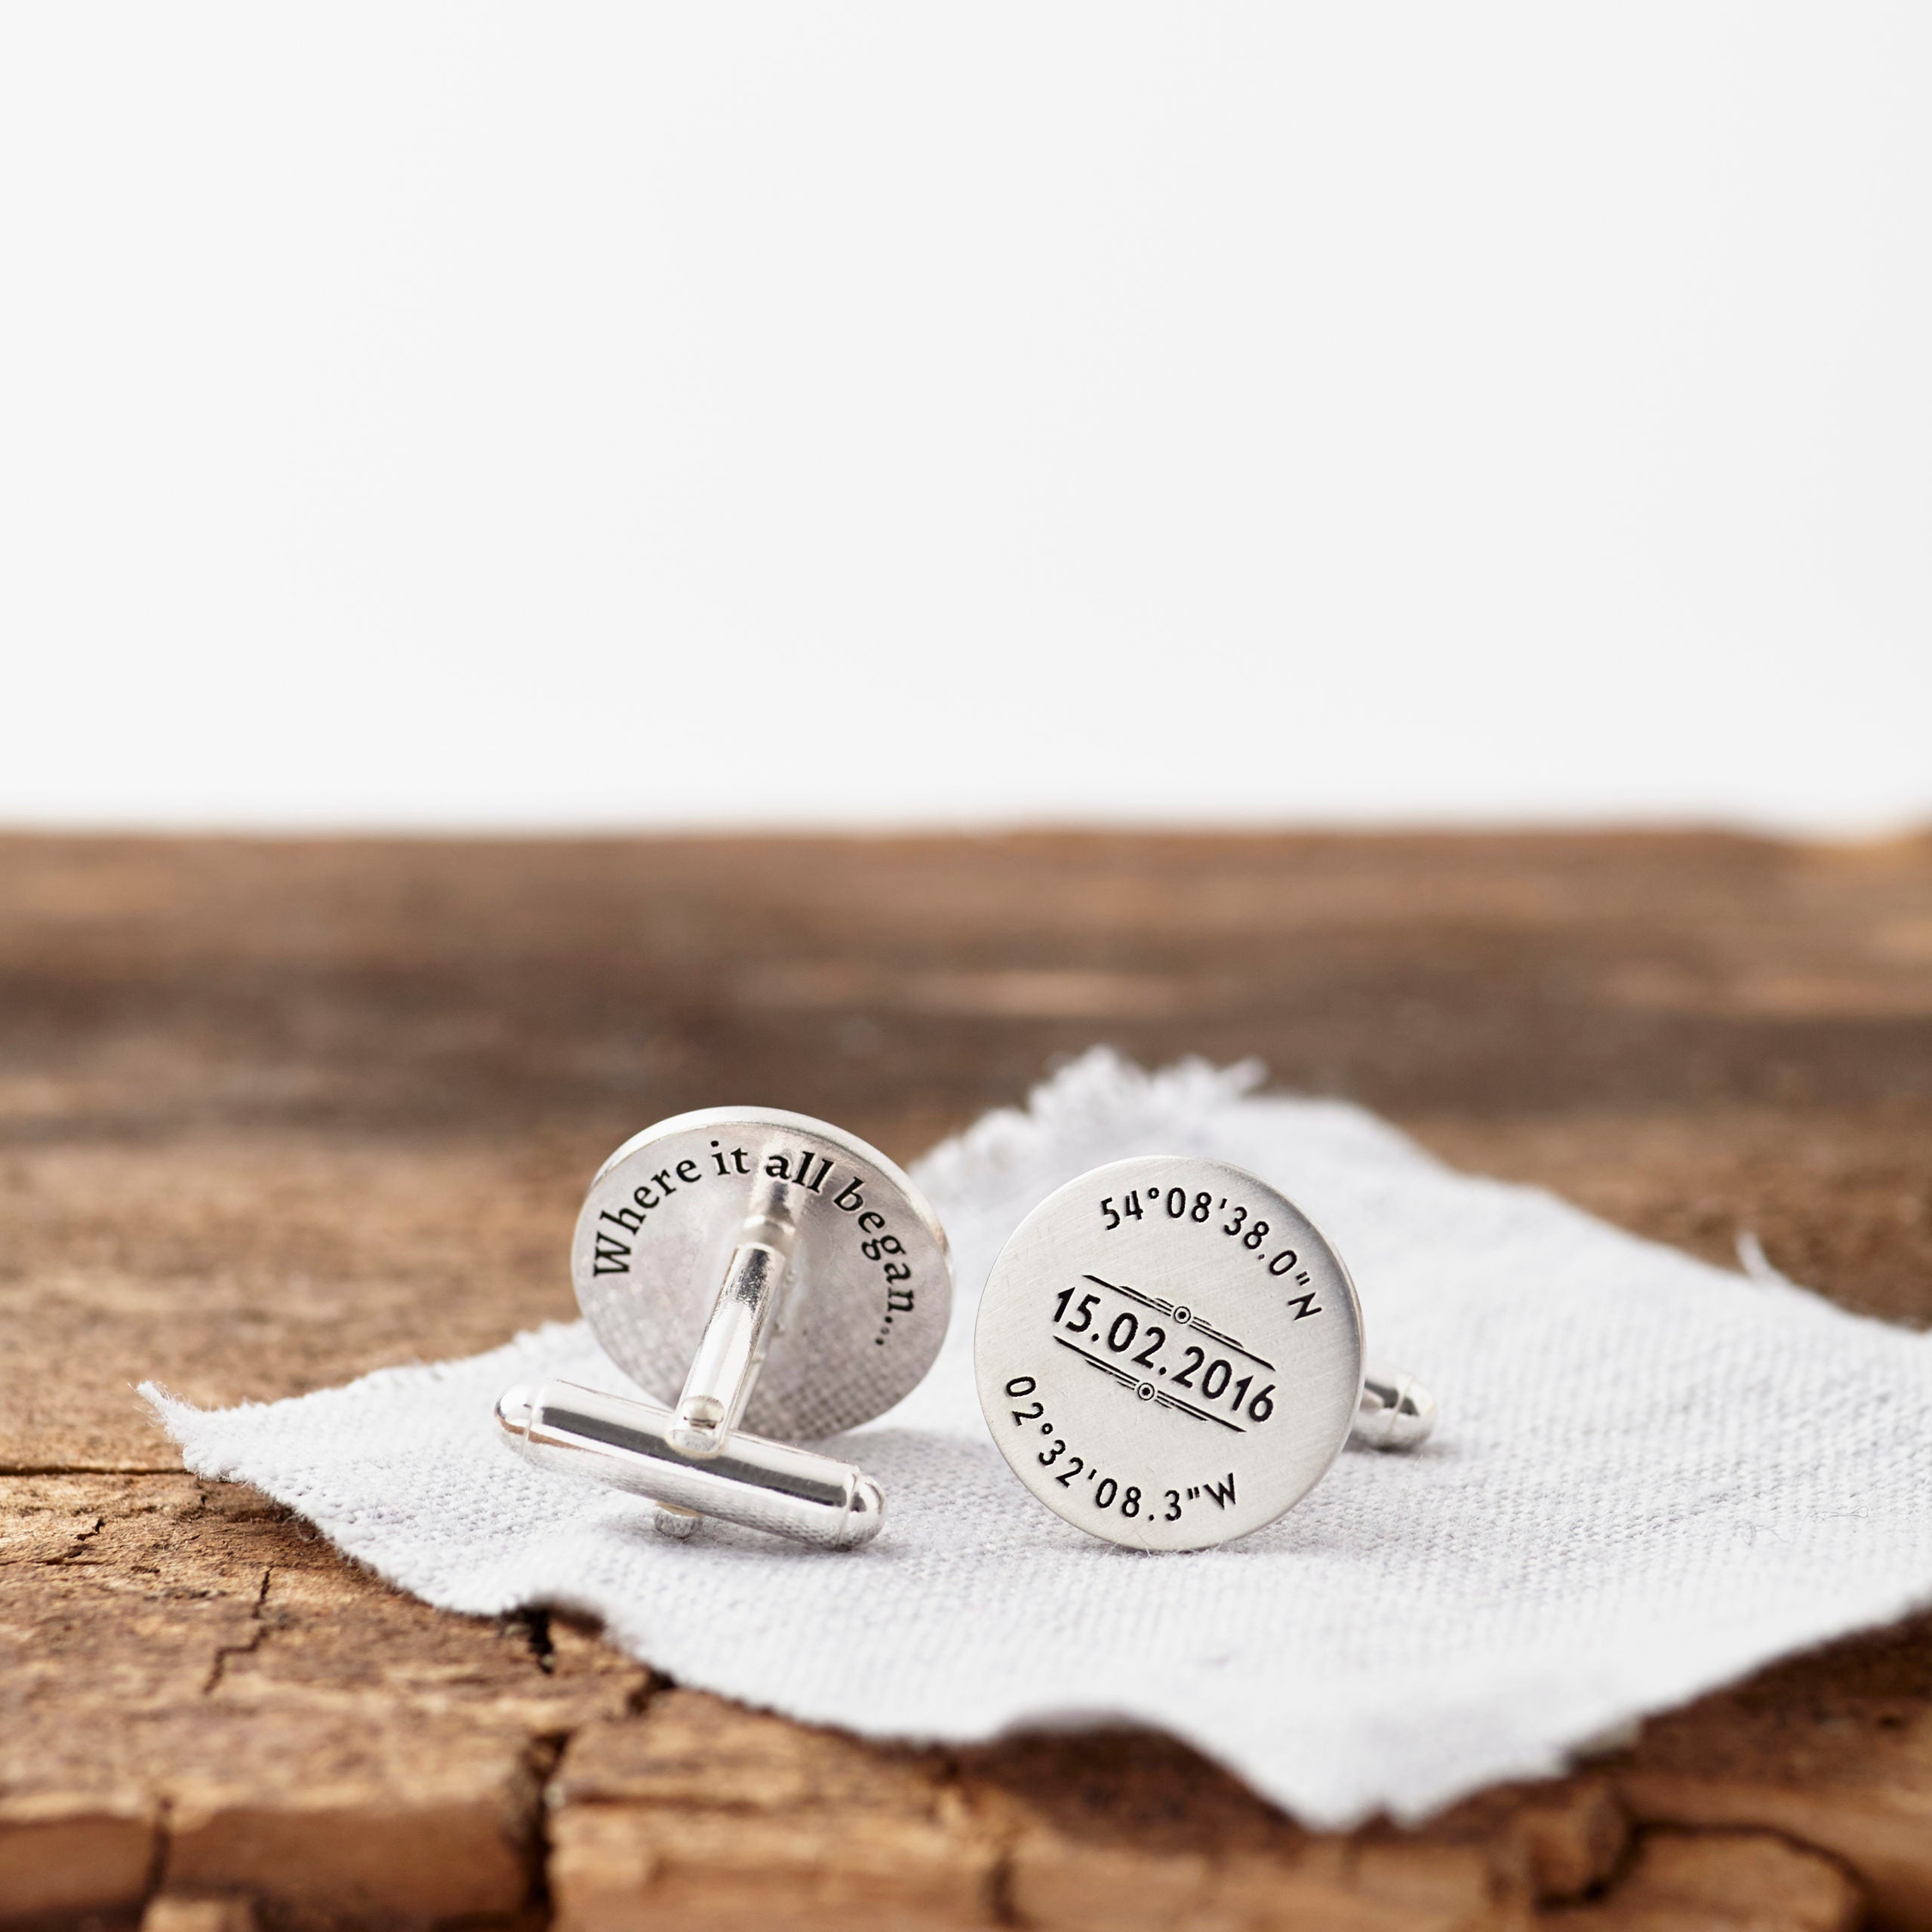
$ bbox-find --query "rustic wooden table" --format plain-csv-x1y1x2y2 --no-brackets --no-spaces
3,832,1929,1932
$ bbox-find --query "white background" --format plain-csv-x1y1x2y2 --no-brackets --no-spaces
2,5,1927,832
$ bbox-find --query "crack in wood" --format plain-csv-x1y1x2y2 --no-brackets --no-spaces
200,1565,272,1696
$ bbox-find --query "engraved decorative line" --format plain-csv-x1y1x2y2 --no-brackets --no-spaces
1154,1391,1245,1434
1082,1275,1275,1373
1052,1336,1247,1435
1054,1334,1141,1392
1088,1275,1169,1315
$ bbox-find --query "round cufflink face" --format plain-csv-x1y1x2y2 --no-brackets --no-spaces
574,1106,951,1442
974,1155,1364,1550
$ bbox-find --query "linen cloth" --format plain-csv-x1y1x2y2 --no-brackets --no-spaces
146,1051,1932,1827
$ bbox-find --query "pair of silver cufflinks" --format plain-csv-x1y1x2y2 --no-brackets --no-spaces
495,1106,1434,1553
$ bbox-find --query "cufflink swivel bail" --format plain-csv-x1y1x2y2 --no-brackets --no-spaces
974,1155,1435,1552
496,1107,952,1549
1352,1370,1435,1450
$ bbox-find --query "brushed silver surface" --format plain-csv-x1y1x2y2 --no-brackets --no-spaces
974,1155,1364,1550
573,1106,952,1442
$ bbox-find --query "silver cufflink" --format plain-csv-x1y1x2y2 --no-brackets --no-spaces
496,1107,953,1549
974,1155,1435,1549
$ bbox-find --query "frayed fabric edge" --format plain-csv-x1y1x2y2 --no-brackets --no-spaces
912,1044,1266,1196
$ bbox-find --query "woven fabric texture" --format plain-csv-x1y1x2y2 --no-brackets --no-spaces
148,1051,1932,1826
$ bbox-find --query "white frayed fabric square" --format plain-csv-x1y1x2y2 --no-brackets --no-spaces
145,1051,1932,1828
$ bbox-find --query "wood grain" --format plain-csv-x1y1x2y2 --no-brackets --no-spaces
2,830,1928,1928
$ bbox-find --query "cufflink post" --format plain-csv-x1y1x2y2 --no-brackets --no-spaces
669,1178,800,1456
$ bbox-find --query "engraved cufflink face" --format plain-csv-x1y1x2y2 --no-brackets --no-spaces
574,1107,952,1442
497,1107,952,1549
974,1155,1380,1551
